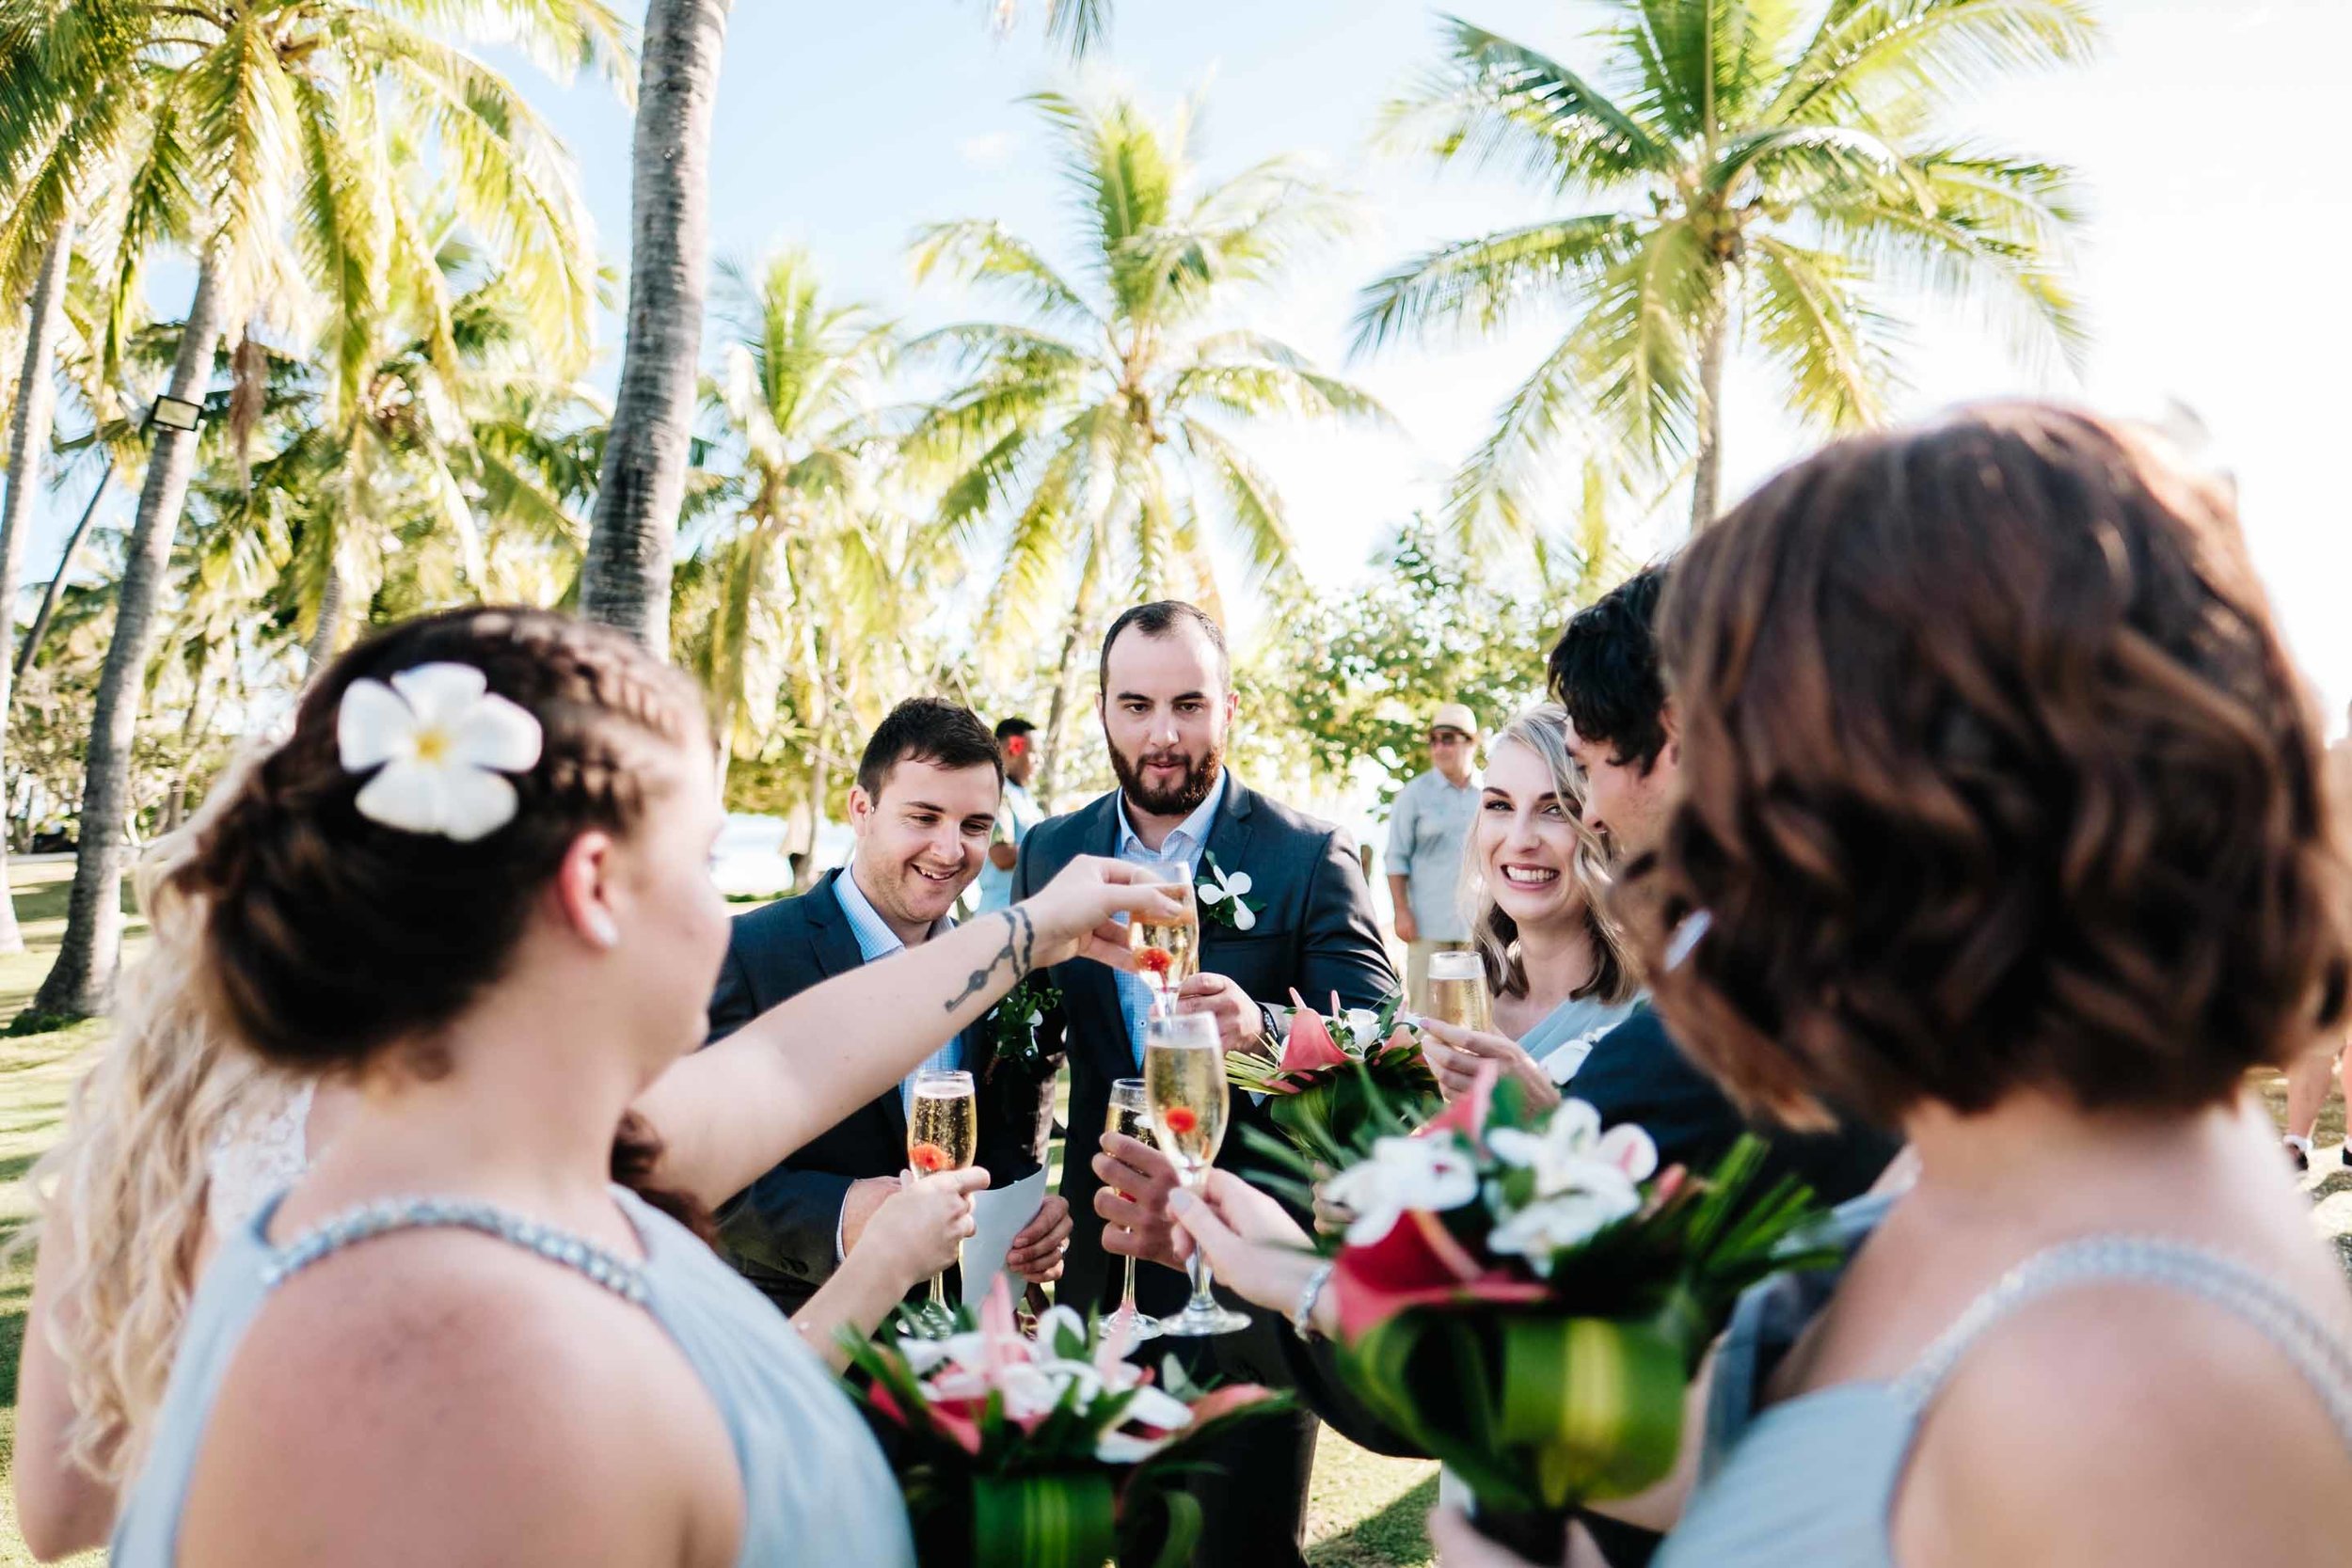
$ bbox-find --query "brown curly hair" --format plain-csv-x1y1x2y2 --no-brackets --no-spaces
171,606,718,1237
1642,403,2352,1129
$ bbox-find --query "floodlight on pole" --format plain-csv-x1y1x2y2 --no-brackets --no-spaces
147,394,203,434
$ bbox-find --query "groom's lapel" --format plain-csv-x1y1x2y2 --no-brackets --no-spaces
1198,776,1262,969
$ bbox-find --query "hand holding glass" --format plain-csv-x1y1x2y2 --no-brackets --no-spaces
1423,948,1494,1036
1102,1079,1164,1342
907,1069,977,1335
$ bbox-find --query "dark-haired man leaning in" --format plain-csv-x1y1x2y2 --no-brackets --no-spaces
1440,565,1900,1567
707,698,1073,1317
1016,601,1395,1568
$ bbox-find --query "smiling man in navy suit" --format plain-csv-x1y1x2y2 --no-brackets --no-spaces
707,699,1074,1317
1015,601,1395,1568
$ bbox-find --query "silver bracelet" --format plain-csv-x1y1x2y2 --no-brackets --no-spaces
1291,1258,1336,1341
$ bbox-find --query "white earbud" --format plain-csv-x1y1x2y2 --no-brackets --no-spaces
584,909,621,949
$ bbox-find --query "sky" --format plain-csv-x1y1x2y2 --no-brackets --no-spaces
28,0,2352,714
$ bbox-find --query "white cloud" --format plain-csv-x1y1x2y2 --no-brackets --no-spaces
958,131,1015,169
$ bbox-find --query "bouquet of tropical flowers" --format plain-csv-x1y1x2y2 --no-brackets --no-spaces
1296,1069,1835,1560
1223,990,1443,1165
841,1278,1289,1568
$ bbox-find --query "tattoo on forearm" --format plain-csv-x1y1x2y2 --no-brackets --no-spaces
945,908,1035,1015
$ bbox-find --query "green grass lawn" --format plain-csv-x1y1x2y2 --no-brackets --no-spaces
0,859,1432,1566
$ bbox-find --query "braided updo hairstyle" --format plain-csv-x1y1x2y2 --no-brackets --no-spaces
173,607,707,1077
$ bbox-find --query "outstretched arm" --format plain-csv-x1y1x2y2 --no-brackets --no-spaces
637,858,1184,1209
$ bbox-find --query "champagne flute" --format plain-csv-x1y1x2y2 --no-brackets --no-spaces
906,1068,977,1336
1423,948,1494,1036
1102,1079,1164,1342
1128,872,1199,1019
1143,1012,1250,1337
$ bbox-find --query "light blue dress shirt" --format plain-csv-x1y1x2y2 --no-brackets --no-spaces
1111,771,1227,1068
833,865,964,1110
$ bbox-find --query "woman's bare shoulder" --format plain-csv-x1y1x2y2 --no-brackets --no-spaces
1896,1279,2351,1564
177,1228,740,1568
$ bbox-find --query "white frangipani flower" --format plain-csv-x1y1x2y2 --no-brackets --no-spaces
1196,860,1257,930
1320,1134,1481,1246
1488,1189,1642,1273
337,663,541,842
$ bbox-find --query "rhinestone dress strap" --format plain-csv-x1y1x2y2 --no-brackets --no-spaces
1893,1234,2352,1448
260,1196,651,1306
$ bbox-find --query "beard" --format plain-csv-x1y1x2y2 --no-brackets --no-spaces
1109,736,1224,818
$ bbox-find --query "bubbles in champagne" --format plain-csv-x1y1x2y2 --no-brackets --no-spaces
908,1081,977,1172
1143,1040,1228,1172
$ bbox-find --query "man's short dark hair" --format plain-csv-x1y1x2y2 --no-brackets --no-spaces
1548,564,1669,771
857,698,1004,800
993,717,1036,743
1098,601,1230,693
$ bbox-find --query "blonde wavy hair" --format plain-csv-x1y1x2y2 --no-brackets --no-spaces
1458,704,1640,1006
20,758,294,1483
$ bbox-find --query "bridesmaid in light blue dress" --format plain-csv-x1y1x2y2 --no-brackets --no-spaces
1417,704,1641,1107
102,608,1179,1568
1434,407,2352,1567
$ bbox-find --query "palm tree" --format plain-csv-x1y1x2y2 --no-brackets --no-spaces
17,0,625,1020
581,0,1120,655
1359,0,2095,539
0,226,73,952
682,249,907,801
909,88,1391,797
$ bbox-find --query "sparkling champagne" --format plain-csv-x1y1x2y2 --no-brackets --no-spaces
1129,880,1199,1011
1144,1036,1228,1174
908,1082,977,1173
1106,1098,1158,1148
1142,1014,1249,1337
1423,950,1493,1035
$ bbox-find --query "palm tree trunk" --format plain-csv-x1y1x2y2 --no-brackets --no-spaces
306,564,345,676
33,258,228,1021
580,0,733,657
1689,271,1732,533
1035,605,1089,809
0,219,75,956
15,465,109,693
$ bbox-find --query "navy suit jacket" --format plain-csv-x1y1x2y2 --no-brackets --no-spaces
705,868,1052,1314
1015,777,1396,1366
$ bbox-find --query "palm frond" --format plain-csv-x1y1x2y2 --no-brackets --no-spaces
908,218,1099,329
1351,214,1645,355
1178,418,1298,590
1768,0,2101,127
1380,18,1670,191
1746,235,1902,430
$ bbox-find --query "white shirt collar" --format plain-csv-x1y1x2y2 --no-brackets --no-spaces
1115,769,1228,858
835,863,948,958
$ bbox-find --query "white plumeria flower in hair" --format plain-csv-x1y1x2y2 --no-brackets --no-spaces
338,662,544,843
1198,860,1257,930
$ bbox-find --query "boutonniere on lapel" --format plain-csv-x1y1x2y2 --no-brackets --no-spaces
1195,852,1266,932
982,971,1063,1083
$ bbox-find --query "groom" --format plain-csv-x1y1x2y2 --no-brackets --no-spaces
1016,600,1395,1568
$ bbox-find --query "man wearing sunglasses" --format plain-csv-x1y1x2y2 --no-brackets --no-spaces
1386,701,1481,1001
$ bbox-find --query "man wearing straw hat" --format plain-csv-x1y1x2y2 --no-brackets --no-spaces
1386,700,1481,1002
